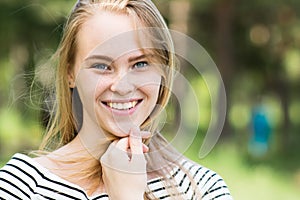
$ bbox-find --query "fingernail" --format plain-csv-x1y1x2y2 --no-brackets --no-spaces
143,144,149,153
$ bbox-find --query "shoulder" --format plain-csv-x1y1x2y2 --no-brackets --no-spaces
0,154,108,200
0,153,40,199
0,153,109,200
175,159,233,200
146,158,233,199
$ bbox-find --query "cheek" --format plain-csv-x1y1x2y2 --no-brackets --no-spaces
94,77,112,99
147,74,161,98
133,71,162,90
140,73,161,104
141,80,161,105
75,71,106,105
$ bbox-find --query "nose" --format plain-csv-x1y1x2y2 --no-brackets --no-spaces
110,72,135,96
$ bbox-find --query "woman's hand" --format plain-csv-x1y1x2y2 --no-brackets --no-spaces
100,128,150,200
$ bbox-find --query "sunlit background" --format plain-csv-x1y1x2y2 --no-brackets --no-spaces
0,0,299,199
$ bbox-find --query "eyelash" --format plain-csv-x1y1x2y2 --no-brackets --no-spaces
132,61,149,70
90,61,149,72
91,63,111,71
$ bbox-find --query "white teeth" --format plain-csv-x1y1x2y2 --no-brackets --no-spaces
132,101,137,107
107,101,138,110
116,103,122,109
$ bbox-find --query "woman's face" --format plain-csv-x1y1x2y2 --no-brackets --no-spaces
71,11,162,137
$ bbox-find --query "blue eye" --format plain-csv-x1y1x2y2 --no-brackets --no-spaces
133,61,148,69
91,63,110,71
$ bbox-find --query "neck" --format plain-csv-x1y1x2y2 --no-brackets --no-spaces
77,120,113,160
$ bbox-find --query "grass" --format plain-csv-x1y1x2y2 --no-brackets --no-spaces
185,140,300,200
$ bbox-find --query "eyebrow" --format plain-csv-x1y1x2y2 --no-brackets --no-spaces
128,54,154,63
84,53,154,63
84,55,113,63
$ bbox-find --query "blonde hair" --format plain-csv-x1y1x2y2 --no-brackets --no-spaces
38,0,202,198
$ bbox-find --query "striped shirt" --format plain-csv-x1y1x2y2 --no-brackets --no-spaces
0,154,232,200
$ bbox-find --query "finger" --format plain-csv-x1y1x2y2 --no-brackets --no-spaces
129,128,143,155
142,144,149,153
114,137,129,152
140,131,151,139
100,139,130,168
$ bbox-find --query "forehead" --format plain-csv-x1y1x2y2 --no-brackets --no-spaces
77,11,153,61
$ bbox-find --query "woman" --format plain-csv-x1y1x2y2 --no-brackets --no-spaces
0,0,233,199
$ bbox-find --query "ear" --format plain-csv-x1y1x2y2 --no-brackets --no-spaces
68,68,76,88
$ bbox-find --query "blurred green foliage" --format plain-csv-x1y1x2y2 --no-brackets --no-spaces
0,0,299,199
185,141,300,200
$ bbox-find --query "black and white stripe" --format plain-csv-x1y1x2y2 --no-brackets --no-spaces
146,160,232,200
0,154,232,200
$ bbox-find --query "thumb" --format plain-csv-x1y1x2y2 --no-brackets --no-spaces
129,128,143,156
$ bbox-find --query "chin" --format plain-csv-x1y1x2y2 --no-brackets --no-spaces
103,122,140,138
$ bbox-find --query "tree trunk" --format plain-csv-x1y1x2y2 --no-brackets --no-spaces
213,0,235,138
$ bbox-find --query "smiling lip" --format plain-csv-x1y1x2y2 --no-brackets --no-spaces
101,99,142,115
